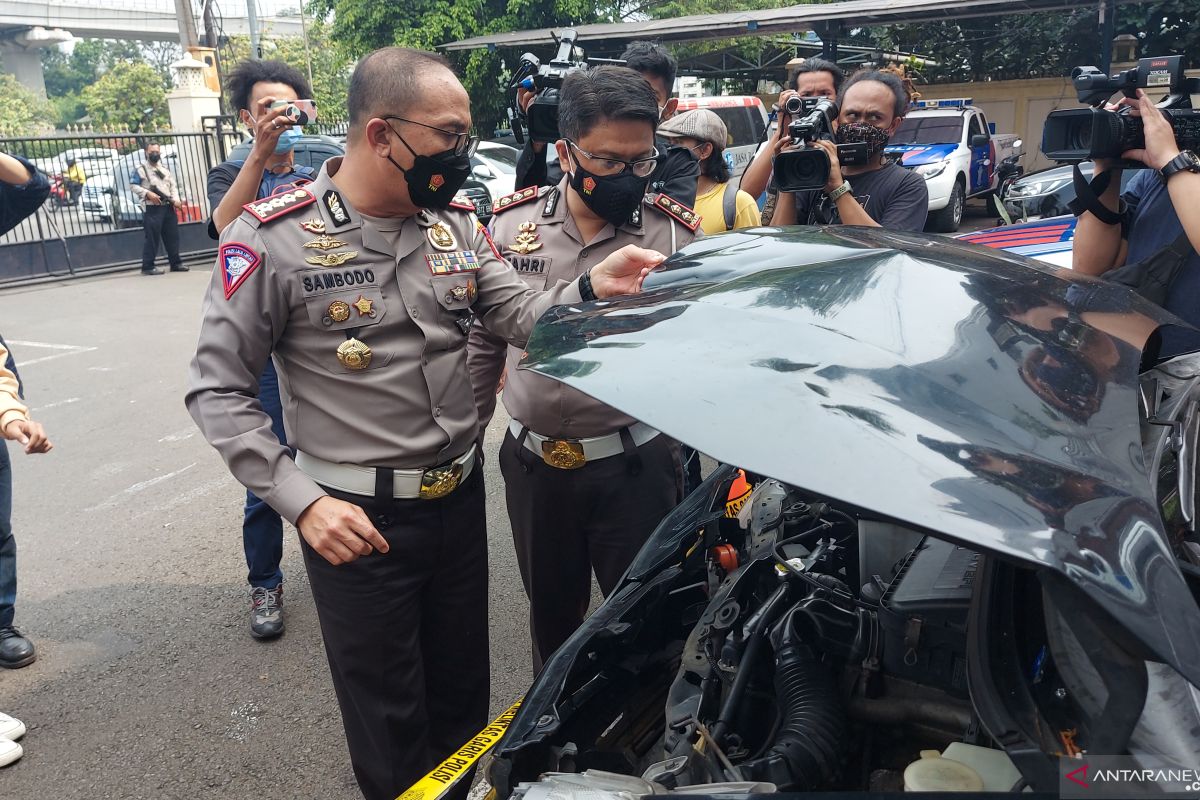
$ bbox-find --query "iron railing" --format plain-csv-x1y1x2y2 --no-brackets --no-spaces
0,132,220,247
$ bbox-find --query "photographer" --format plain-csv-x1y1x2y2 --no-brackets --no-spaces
513,41,699,204
1073,88,1200,356
770,69,928,231
204,58,315,641
741,58,844,205
208,60,315,237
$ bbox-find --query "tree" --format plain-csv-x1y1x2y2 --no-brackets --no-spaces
81,61,170,131
0,74,52,135
306,0,617,137
42,39,143,97
876,3,1200,85
221,21,354,120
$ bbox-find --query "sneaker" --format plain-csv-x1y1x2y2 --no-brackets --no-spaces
249,584,284,640
0,738,20,768
0,713,25,741
0,628,35,669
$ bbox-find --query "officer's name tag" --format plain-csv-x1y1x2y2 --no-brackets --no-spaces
512,255,551,275
425,250,480,275
302,268,377,294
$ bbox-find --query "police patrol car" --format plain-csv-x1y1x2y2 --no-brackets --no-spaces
886,98,1022,233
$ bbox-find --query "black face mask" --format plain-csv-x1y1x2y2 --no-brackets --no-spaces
386,127,471,210
147,153,161,164
569,156,648,228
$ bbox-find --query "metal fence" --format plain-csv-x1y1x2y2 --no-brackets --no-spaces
0,132,222,282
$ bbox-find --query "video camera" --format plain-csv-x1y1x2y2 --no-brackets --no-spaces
508,29,624,144
773,97,870,193
1042,55,1200,165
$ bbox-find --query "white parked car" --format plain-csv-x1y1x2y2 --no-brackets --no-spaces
886,98,1022,233
472,141,519,198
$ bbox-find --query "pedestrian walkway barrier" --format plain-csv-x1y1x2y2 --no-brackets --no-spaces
0,131,221,284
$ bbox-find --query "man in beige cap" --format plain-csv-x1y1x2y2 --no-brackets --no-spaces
658,109,761,234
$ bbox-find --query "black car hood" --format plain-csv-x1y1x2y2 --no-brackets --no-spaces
520,226,1200,686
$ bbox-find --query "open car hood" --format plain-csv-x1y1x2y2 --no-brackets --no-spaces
521,226,1200,687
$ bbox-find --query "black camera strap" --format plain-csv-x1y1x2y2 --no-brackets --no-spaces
1068,164,1127,228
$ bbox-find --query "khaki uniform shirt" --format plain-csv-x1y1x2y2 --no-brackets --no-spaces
131,161,179,209
186,158,584,524
468,177,701,439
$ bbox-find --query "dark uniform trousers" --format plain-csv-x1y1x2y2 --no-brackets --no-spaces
499,430,683,671
141,204,183,271
299,467,489,800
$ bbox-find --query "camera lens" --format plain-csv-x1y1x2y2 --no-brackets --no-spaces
1067,120,1091,151
784,96,803,115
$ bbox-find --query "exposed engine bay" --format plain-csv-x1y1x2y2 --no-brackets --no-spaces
489,467,1200,798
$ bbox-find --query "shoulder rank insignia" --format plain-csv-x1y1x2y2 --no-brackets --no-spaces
448,194,475,212
242,188,315,224
220,242,261,300
494,186,541,214
647,193,701,232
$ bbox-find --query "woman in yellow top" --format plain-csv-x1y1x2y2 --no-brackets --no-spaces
658,109,760,234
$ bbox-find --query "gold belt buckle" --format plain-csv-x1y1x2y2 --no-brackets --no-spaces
542,439,586,470
419,462,463,500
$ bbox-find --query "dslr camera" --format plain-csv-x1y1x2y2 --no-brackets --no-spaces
508,29,623,144
773,97,870,192
1042,55,1200,165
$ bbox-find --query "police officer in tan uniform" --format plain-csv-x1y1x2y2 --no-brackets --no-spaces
185,48,664,800
469,66,702,671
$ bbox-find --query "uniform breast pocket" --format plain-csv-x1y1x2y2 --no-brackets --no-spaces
431,273,479,314
300,269,389,333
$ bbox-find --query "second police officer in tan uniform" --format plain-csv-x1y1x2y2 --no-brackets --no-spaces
469,66,702,671
185,49,664,800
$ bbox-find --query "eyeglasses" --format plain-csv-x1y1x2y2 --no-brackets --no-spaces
383,116,479,157
566,140,659,178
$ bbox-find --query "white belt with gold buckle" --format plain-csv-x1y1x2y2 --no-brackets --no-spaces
510,420,660,469
295,445,476,500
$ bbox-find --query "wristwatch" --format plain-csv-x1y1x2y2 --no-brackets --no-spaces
1160,150,1200,181
826,181,852,202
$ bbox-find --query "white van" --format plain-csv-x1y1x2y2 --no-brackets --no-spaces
674,96,770,176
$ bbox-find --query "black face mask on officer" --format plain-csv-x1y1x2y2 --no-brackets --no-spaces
383,122,471,210
565,151,649,228
147,152,161,164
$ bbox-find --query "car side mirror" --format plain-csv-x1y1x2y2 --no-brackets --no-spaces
970,134,989,148
472,164,492,180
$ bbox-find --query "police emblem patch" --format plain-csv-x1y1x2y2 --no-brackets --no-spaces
220,242,261,300
425,250,480,275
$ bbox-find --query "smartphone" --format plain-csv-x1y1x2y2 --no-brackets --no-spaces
270,99,318,126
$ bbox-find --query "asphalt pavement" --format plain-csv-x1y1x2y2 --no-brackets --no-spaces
0,264,533,798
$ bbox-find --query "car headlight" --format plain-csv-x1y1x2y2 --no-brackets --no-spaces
1008,178,1071,198
914,161,948,180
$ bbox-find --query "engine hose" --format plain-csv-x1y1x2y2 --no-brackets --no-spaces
738,608,847,790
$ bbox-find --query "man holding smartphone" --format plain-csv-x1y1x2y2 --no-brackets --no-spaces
205,59,316,640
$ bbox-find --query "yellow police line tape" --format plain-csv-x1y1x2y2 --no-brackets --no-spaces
395,699,523,800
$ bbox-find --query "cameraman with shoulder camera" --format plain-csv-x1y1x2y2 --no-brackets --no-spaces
1073,88,1200,354
512,41,699,204
741,58,844,205
770,69,928,231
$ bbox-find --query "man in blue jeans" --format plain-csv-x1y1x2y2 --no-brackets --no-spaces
206,59,315,638
0,151,54,670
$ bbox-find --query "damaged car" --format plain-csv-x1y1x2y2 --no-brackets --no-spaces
485,226,1200,798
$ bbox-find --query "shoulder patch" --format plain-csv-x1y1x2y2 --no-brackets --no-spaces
494,186,542,214
449,194,475,212
220,242,261,300
242,188,315,224
647,193,701,232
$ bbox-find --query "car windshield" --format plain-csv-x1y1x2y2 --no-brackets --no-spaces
891,117,962,145
478,147,517,172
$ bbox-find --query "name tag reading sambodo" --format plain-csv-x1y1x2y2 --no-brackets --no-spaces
425,250,480,275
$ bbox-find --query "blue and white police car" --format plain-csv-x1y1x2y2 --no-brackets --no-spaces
887,98,1022,233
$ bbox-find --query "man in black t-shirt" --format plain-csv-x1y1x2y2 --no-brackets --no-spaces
771,70,928,232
